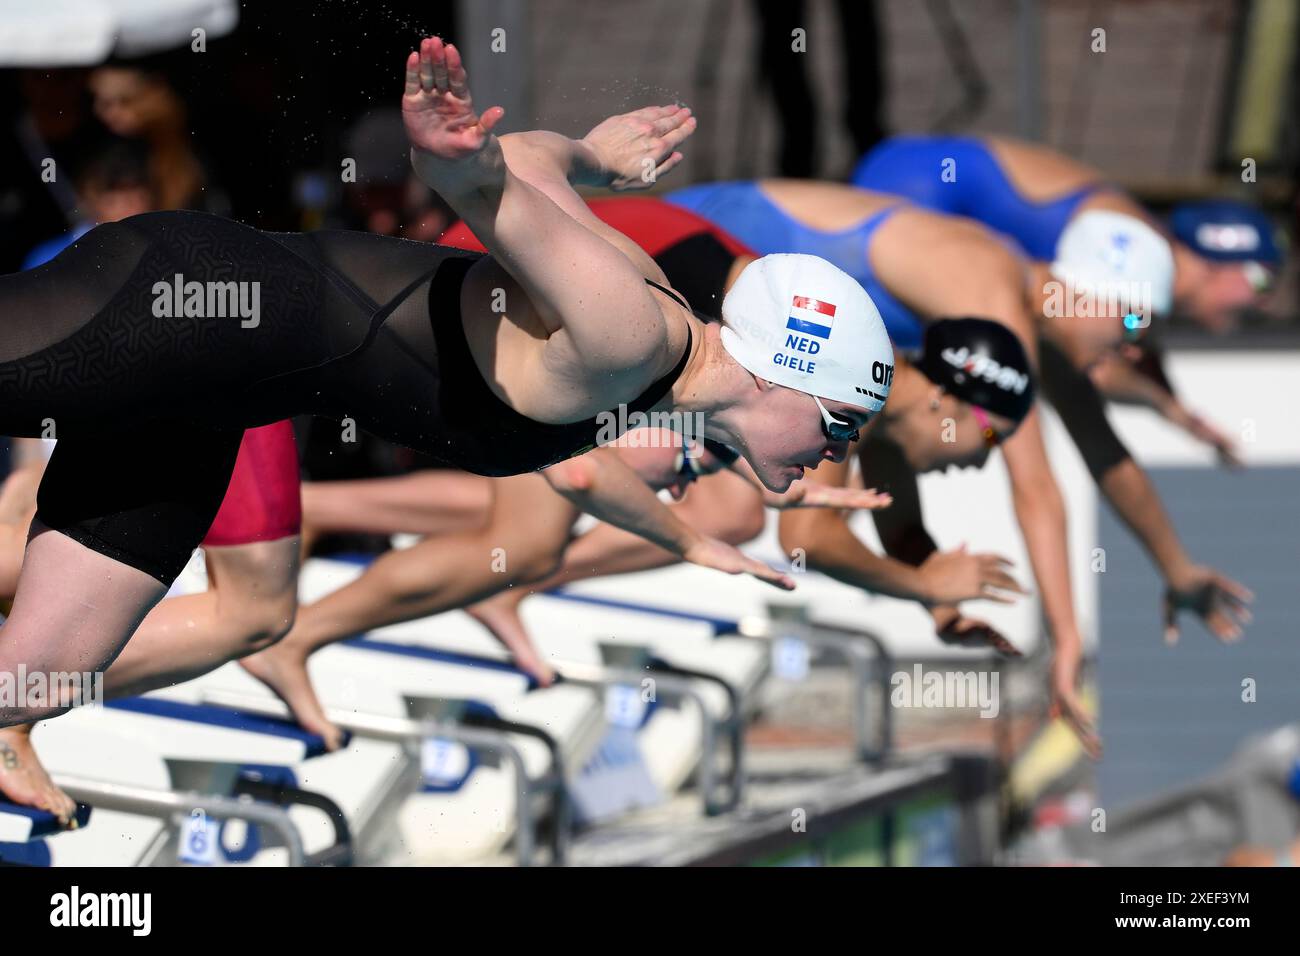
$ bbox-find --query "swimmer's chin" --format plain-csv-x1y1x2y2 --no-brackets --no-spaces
758,464,805,493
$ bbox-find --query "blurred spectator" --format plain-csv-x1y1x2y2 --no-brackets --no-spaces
753,0,886,177
0,69,101,271
337,108,454,241
22,137,155,269
88,60,217,211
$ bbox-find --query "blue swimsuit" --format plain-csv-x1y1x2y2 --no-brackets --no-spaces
850,135,1102,261
668,181,926,350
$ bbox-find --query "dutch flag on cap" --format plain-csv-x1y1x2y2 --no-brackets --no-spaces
786,295,837,339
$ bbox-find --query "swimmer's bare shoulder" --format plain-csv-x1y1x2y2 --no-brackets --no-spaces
981,135,1103,200
759,178,897,232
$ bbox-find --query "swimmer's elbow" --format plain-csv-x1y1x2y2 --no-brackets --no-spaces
542,456,597,496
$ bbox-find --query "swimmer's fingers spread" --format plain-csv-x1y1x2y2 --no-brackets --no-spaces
980,561,1028,596
788,484,892,510
1205,608,1244,643
652,106,696,149
938,618,1023,657
1162,590,1181,645
1055,689,1103,760
681,536,796,590
430,37,450,93
977,587,1020,606
1165,571,1254,645
651,151,685,182
419,37,437,92
747,560,797,591
1212,573,1255,605
581,107,697,191
445,42,470,98
404,51,422,96
403,38,502,163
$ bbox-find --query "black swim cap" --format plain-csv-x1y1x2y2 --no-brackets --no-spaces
916,318,1036,422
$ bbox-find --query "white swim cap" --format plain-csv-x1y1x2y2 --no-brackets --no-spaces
719,253,895,412
1050,210,1175,316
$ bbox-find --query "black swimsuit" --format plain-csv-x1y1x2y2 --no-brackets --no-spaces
0,210,693,582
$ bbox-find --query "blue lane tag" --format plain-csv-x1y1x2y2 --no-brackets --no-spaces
180,809,219,866
420,738,471,787
772,636,811,681
604,684,647,729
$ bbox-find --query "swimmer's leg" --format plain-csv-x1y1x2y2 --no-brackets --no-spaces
0,461,43,599
469,470,765,662
0,520,167,727
243,472,575,732
0,536,301,821
0,423,242,728
100,536,300,698
301,470,492,541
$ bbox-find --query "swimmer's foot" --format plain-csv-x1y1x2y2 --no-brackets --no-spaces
466,589,556,686
0,725,78,827
239,640,346,751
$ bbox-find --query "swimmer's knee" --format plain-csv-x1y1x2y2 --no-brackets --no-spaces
206,541,300,653
238,590,298,654
228,590,299,658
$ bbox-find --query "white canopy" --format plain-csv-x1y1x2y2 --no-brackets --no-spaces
0,0,238,66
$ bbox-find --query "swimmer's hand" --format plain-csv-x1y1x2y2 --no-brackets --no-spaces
931,606,1022,657
682,536,796,591
917,545,1027,607
1050,641,1102,760
581,106,696,191
403,37,505,164
1163,565,1253,644
763,483,893,511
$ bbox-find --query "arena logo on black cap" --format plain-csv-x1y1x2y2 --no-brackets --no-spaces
941,347,1029,394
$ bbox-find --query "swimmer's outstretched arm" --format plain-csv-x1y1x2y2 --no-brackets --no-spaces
1039,340,1253,641
775,449,1022,610
1088,352,1242,466
403,38,694,387
877,215,1094,737
542,450,794,590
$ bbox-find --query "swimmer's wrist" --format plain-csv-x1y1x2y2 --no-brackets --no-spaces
1162,558,1200,591
410,140,504,191
570,138,610,187
1047,623,1084,653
